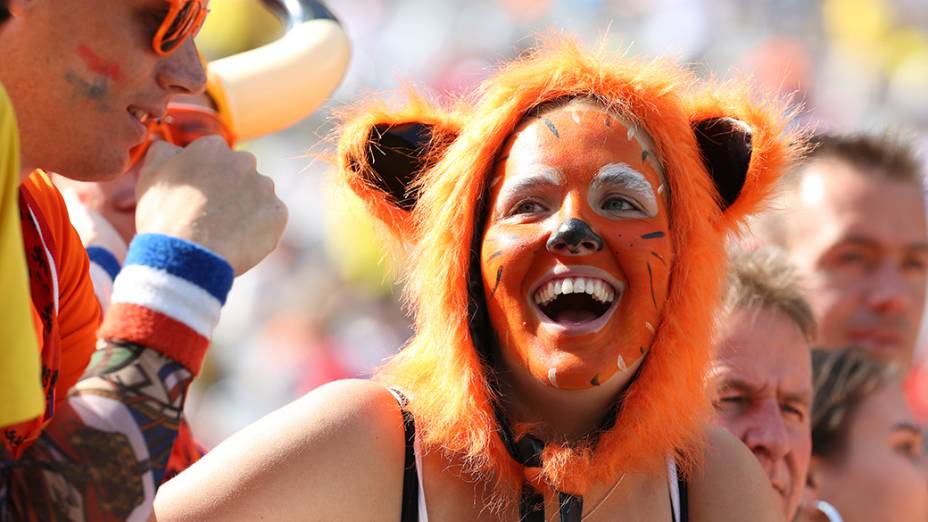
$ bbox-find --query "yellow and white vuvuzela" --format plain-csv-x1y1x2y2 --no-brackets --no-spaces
207,0,350,141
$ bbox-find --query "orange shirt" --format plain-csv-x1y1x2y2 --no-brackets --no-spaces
6,171,101,455
23,171,101,398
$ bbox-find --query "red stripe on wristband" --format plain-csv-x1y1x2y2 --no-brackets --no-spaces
99,302,209,375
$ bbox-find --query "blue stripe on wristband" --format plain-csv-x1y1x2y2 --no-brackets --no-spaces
86,246,121,281
125,233,234,304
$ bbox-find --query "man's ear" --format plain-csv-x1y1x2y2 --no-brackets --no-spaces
338,99,462,240
692,117,753,211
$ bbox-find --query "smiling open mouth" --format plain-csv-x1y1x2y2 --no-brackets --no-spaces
533,277,617,325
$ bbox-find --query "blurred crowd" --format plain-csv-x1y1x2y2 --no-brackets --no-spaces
4,0,928,519
186,0,928,447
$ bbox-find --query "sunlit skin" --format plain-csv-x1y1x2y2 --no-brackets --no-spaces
481,101,673,396
0,0,206,181
812,381,928,522
710,306,813,521
785,159,928,368
51,93,219,245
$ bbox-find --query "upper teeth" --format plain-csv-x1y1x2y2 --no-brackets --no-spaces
533,277,616,306
129,108,150,123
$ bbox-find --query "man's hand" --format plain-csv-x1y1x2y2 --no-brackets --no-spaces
135,136,288,275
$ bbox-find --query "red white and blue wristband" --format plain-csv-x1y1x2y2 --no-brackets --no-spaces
98,233,234,375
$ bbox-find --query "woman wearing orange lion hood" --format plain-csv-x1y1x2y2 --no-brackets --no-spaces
152,39,798,521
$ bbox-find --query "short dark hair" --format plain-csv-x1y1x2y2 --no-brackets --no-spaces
754,132,924,248
802,133,923,184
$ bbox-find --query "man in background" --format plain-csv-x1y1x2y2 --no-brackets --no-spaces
755,133,927,370
710,247,816,521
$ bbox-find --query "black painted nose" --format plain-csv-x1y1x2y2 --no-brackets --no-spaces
546,218,604,255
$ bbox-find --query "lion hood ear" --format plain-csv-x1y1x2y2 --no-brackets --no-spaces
688,89,804,231
337,95,463,240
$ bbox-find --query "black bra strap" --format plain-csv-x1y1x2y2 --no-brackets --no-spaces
393,389,420,522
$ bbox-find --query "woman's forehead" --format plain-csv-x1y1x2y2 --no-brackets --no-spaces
496,102,666,187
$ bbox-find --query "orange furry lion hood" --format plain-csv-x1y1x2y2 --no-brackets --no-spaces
337,39,800,501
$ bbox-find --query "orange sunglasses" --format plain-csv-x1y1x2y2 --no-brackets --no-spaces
153,0,209,56
130,103,236,165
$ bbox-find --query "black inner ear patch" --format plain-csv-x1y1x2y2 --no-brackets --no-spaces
693,117,753,210
363,123,434,211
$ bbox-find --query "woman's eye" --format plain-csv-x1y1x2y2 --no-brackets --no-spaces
601,196,636,212
511,200,547,215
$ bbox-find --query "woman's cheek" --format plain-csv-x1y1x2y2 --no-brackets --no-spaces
606,226,672,308
482,227,547,305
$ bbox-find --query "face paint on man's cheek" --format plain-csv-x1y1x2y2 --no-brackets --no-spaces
64,44,123,112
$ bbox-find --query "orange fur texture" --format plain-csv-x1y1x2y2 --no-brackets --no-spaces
337,38,801,506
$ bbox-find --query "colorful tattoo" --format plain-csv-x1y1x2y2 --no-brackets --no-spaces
1,342,193,521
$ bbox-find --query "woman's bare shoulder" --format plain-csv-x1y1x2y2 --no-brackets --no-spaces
153,379,407,522
688,425,784,522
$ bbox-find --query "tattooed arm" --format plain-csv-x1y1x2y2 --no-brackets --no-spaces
2,233,232,522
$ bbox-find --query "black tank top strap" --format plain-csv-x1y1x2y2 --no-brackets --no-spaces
390,388,420,522
677,473,689,522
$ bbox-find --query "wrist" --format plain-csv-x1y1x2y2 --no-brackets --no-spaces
99,233,234,374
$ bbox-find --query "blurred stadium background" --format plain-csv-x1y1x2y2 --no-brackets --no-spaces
188,0,928,446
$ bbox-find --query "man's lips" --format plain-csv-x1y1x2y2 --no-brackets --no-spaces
848,328,905,347
528,265,625,335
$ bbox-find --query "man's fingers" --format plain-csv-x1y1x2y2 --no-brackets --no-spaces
138,141,183,183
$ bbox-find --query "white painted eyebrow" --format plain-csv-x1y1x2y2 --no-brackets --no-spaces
496,164,563,202
591,163,658,216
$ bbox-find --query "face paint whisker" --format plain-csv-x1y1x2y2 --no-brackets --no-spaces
491,265,503,295
541,117,560,138
548,368,559,388
647,262,657,309
641,231,665,240
485,250,505,263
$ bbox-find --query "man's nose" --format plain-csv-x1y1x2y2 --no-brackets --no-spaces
743,400,790,465
546,218,604,256
156,38,207,95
